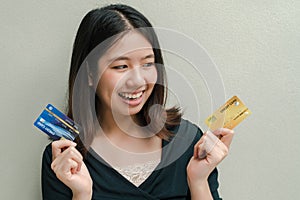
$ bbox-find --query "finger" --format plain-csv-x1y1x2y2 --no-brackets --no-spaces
205,130,220,153
212,128,234,149
54,158,79,176
68,159,79,174
208,139,229,164
193,135,206,158
215,139,229,155
52,140,77,159
61,146,83,171
51,149,82,174
197,143,207,159
212,128,234,137
52,145,83,173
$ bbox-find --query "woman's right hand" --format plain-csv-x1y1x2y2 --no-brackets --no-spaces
51,140,93,200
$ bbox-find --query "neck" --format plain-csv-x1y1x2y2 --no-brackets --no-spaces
97,101,151,138
91,104,162,167
99,109,134,134
95,105,162,150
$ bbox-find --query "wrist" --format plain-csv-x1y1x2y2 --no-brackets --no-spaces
72,189,92,200
188,180,213,200
188,179,208,191
187,174,208,189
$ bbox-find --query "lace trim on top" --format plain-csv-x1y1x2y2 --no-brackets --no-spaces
114,159,160,187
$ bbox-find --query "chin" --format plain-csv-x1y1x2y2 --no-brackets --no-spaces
127,105,144,116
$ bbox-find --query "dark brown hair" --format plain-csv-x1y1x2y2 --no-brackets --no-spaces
67,4,182,155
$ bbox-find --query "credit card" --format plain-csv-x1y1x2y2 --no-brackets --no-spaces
33,104,80,140
205,96,251,131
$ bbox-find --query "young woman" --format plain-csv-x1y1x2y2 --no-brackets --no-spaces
42,4,234,200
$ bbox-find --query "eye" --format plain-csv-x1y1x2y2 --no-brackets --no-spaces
142,62,155,68
112,65,128,70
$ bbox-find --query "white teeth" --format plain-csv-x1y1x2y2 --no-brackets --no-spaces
119,91,143,99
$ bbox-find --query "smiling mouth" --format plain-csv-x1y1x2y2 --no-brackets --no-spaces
118,91,144,100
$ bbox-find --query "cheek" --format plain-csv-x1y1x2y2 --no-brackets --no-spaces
146,68,158,85
97,72,120,97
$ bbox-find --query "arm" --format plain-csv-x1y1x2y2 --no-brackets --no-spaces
187,128,234,200
42,143,73,199
42,141,93,200
189,180,213,200
187,168,221,200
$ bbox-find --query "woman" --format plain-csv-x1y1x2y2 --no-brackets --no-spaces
42,4,234,200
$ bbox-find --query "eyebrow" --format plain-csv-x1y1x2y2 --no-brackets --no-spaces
142,54,155,60
108,53,154,63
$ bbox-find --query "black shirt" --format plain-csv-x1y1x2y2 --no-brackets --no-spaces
42,119,222,199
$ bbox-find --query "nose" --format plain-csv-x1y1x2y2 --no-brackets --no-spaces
125,67,145,89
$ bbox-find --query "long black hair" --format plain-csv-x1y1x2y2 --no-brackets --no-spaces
67,4,181,155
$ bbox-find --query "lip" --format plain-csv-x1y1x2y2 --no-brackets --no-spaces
118,90,145,106
120,89,145,94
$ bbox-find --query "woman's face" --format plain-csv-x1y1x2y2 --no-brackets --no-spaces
96,31,157,116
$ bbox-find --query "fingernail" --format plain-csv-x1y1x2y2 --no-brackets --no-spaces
198,150,207,159
71,142,77,146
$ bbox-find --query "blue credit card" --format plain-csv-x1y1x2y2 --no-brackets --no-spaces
33,104,80,140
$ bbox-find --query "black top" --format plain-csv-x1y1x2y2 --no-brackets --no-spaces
42,119,222,200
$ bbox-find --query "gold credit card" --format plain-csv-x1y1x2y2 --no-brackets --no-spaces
205,96,251,131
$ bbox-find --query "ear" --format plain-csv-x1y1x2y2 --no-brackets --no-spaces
86,62,93,86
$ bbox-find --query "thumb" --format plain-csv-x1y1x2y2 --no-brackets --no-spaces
51,140,77,159
212,128,234,149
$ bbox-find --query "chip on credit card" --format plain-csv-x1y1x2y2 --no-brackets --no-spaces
205,96,251,131
33,104,80,140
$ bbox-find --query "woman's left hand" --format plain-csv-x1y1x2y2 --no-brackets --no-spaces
187,128,234,186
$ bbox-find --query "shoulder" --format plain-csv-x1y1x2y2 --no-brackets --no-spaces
161,119,203,163
41,143,54,177
42,142,53,164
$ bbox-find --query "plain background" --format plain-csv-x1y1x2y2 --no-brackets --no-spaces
1,0,299,199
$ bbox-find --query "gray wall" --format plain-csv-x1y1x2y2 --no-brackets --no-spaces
1,0,299,199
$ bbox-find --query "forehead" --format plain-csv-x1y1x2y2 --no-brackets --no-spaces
100,30,153,64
